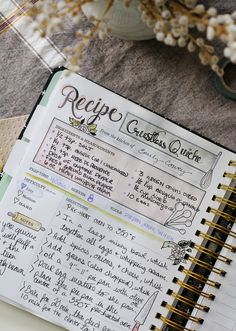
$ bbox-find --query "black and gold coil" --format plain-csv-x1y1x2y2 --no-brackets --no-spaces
151,160,236,331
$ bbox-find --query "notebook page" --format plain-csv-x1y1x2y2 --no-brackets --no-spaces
0,70,234,331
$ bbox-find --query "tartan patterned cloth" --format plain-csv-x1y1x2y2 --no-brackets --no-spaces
0,0,235,152
0,0,66,69
0,1,37,34
0,0,68,124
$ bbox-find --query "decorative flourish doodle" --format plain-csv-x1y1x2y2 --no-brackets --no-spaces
161,240,192,265
164,202,193,235
69,117,97,135
200,151,222,189
132,292,158,331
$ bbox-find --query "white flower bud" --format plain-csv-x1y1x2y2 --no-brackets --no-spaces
209,17,217,26
178,37,187,47
194,4,205,14
224,14,233,25
207,7,217,17
230,53,236,63
207,26,215,40
162,10,171,19
187,41,196,52
230,41,236,49
210,55,219,65
232,11,236,20
156,32,165,41
196,38,204,47
199,54,208,65
227,25,236,38
179,15,188,25
211,64,219,72
164,34,176,46
224,47,232,58
155,0,167,7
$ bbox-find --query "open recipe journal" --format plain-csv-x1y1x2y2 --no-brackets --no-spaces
0,68,235,331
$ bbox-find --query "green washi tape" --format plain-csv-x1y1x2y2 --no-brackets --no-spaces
214,58,236,100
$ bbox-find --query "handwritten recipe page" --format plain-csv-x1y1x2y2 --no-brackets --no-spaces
0,70,232,331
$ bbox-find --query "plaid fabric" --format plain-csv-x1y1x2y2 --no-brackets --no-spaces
0,0,69,120
0,0,38,34
0,0,66,70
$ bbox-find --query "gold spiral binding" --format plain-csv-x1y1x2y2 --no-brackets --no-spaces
178,266,221,288
219,184,236,194
166,289,209,311
207,207,236,222
212,196,236,210
224,172,236,180
184,254,226,276
153,163,235,331
154,314,194,331
201,219,236,239
161,301,204,324
195,230,236,252
172,277,215,300
191,241,232,264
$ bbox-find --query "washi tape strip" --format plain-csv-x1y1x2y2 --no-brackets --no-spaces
8,212,45,231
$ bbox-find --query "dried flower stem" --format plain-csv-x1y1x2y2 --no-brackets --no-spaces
28,0,236,75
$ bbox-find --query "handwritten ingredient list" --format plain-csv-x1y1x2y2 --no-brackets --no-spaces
34,119,205,228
